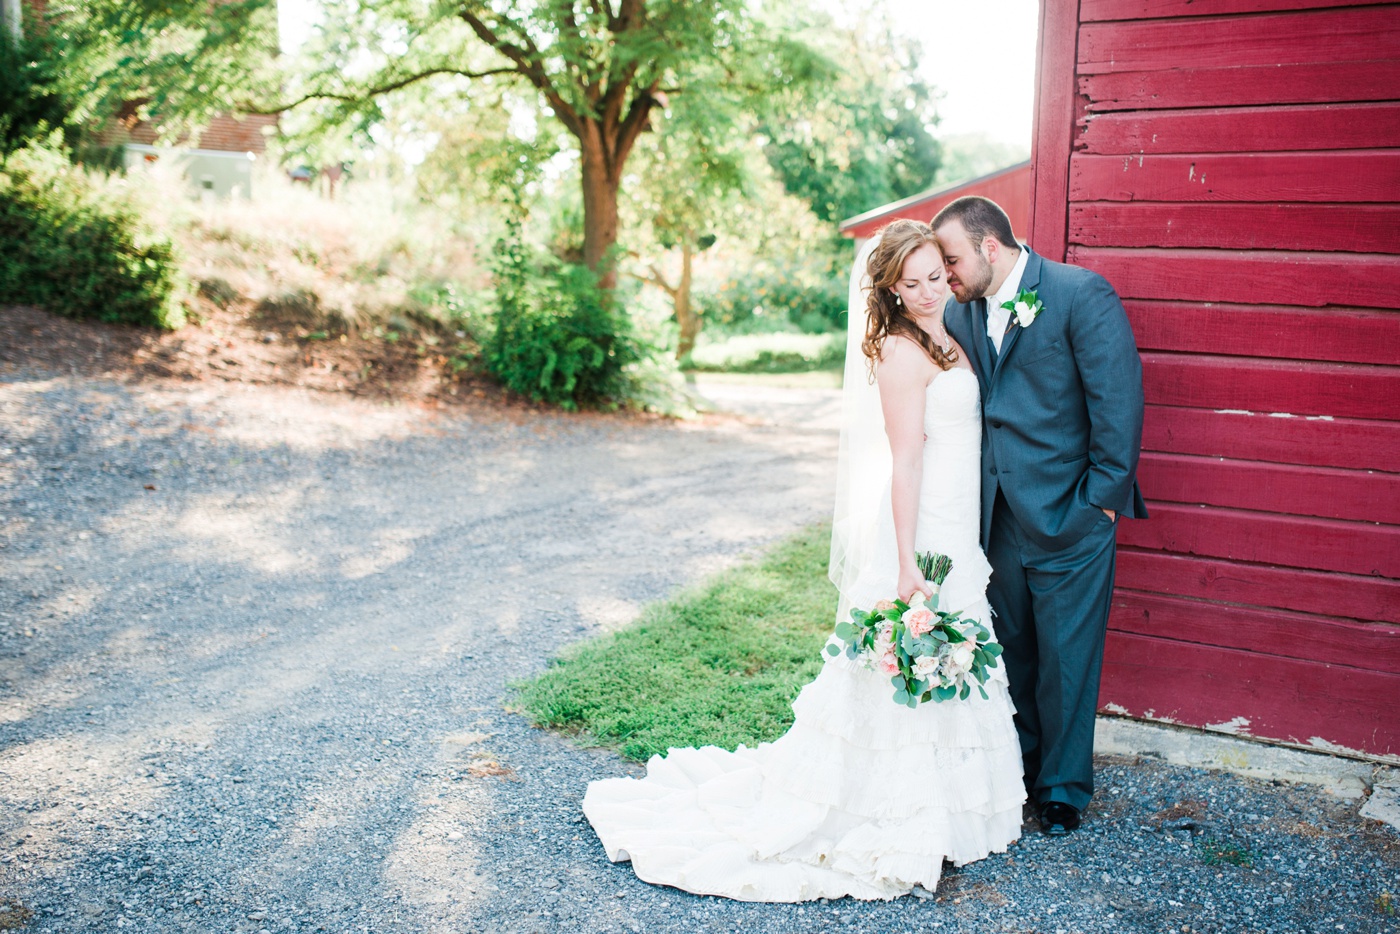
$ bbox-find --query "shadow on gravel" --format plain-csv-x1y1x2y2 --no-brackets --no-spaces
2,369,1397,934
0,370,847,932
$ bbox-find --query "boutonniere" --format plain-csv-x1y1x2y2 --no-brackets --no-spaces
1001,289,1044,328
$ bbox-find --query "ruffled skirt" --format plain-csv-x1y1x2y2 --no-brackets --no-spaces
581,644,1026,901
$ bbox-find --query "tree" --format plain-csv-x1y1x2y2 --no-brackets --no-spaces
760,20,941,226
27,0,280,146
276,2,824,288
621,74,756,358
0,26,72,153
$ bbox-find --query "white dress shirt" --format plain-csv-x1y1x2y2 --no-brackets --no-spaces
985,245,1030,353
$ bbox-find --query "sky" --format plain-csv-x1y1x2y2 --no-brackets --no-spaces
276,0,1040,148
883,0,1040,147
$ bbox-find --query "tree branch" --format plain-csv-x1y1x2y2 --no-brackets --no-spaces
626,264,678,299
458,8,582,137
237,66,518,115
611,78,661,179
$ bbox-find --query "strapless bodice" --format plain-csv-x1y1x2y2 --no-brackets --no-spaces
917,368,982,560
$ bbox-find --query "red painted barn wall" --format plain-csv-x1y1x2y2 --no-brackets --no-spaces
1031,0,1400,758
840,162,1032,241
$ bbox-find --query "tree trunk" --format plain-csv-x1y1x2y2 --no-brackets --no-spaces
674,242,699,360
579,129,620,290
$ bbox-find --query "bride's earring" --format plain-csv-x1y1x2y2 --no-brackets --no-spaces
893,294,902,306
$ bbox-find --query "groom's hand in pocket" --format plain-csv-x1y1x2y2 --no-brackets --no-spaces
1101,508,1116,521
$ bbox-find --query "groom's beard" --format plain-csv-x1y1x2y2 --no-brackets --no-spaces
948,257,994,303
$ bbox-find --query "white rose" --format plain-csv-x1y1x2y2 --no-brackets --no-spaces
950,642,976,672
1014,301,1038,327
912,655,941,681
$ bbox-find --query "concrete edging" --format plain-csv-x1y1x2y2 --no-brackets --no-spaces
1093,715,1399,810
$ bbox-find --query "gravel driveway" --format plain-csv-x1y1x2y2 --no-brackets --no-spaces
1,368,1396,934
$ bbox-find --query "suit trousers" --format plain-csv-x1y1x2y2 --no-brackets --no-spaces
986,489,1118,812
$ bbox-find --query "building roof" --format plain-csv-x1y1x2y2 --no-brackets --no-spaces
838,160,1032,239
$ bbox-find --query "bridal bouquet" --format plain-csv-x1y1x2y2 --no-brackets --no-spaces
827,551,1004,708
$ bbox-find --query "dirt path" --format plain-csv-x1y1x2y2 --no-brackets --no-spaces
1,368,1396,934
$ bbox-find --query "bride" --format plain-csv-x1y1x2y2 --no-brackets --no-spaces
582,219,1025,901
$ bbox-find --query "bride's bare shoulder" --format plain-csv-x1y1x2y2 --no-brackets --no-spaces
877,333,932,367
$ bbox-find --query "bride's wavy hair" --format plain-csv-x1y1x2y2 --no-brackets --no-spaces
861,219,959,374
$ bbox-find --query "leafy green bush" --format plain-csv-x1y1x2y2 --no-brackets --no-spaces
486,220,643,410
0,144,185,328
0,31,72,155
698,269,846,335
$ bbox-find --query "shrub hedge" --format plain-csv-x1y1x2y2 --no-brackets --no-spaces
0,144,185,329
487,220,642,410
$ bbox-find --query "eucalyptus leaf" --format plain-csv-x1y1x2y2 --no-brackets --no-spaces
959,682,971,701
825,644,841,657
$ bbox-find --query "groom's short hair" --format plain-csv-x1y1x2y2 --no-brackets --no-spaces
932,197,1018,252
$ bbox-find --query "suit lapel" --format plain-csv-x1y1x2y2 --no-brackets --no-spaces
989,248,1044,385
968,298,992,387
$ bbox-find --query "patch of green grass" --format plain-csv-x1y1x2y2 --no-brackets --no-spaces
1196,838,1256,868
683,331,845,374
514,524,837,762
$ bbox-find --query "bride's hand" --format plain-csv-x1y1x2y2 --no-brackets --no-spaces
897,566,933,604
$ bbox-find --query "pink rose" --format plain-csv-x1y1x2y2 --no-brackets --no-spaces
903,607,935,636
877,651,900,675
873,599,897,612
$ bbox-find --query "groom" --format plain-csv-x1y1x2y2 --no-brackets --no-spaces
933,197,1146,836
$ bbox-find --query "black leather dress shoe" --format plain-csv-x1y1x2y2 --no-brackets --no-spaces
1038,801,1082,836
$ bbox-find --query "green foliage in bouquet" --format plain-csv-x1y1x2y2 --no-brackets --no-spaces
0,143,185,329
828,551,1003,708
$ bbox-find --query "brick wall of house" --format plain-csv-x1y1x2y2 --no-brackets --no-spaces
116,113,277,154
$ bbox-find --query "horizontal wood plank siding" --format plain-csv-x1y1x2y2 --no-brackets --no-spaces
1116,550,1400,625
1109,590,1400,670
1069,204,1400,254
1080,60,1400,113
1136,452,1400,524
1081,0,1378,20
1078,103,1400,155
1078,8,1400,74
1140,354,1399,421
1141,406,1400,473
1126,302,1400,365
1100,632,1400,757
1069,152,1400,203
1038,0,1400,757
1117,503,1398,578
1072,247,1400,308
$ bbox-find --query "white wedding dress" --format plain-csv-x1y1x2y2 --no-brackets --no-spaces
582,367,1026,901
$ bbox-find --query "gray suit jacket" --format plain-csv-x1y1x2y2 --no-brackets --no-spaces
944,248,1147,551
